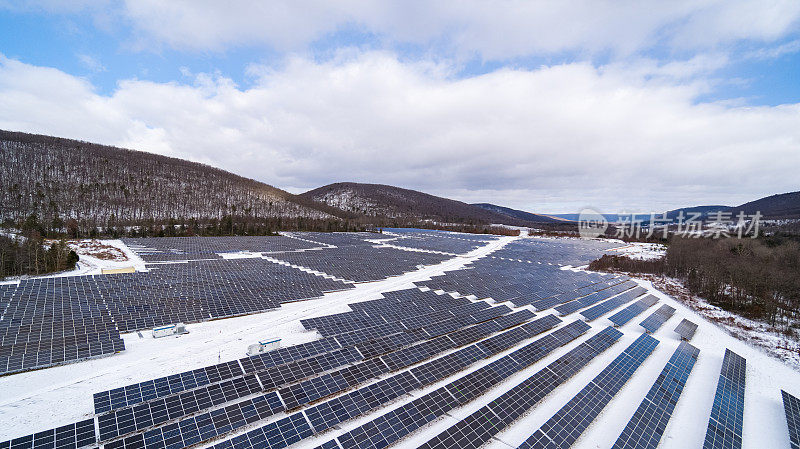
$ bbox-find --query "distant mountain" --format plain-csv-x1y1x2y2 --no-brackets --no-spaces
301,183,557,226
471,203,564,223
0,130,350,233
549,213,645,223
549,206,729,223
727,191,800,219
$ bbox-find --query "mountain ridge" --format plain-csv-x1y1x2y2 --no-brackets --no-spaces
300,182,556,226
2,130,798,235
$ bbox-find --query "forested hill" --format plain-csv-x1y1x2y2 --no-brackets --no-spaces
0,130,351,235
301,182,551,226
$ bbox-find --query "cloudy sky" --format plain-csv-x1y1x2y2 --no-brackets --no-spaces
1,1,799,213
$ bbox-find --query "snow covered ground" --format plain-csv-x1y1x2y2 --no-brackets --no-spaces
0,239,147,285
0,234,798,449
66,239,148,274
606,241,667,260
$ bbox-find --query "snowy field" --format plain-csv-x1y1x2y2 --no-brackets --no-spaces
606,241,668,260
0,234,797,449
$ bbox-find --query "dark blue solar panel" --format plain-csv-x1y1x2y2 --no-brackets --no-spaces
674,318,698,341
516,334,659,449
608,295,659,327
0,419,95,449
613,341,700,449
417,327,626,449
639,304,676,333
580,290,648,321
783,390,800,449
703,349,746,449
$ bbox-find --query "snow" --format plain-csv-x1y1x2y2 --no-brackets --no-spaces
66,239,148,274
607,241,668,260
0,236,513,440
1,234,798,449
0,239,147,285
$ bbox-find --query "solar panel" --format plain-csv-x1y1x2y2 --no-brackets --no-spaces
279,358,389,410
0,419,95,449
580,290,651,321
97,374,263,440
608,295,659,327
207,412,313,449
783,390,800,449
516,334,659,449
703,349,746,449
554,282,641,315
417,327,625,449
612,341,700,449
674,318,698,341
93,359,244,414
304,371,421,433
640,304,676,333
336,386,460,449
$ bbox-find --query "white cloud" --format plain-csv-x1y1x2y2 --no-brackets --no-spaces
1,52,799,213
77,53,106,72
116,0,800,58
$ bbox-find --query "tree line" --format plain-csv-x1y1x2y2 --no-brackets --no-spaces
589,235,800,332
0,130,361,237
0,233,78,279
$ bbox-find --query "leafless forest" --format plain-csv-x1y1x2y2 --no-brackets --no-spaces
0,130,363,236
590,235,800,331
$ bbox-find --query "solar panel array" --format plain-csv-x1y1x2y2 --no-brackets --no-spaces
5,232,796,449
412,327,624,449
416,256,628,309
0,419,95,449
674,318,699,341
1,258,353,375
329,321,597,449
703,349,746,449
384,230,497,254
580,291,651,321
0,277,124,375
555,283,645,316
106,258,353,332
269,245,451,282
119,299,561,449
783,390,800,449
517,333,659,449
491,237,623,266
93,338,339,414
62,287,545,449
612,341,700,449
121,236,322,262
640,304,676,333
608,295,659,327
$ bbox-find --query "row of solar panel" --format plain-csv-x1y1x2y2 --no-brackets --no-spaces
703,349,746,449
336,326,621,449
517,333,660,449
211,316,587,449
555,283,644,315
95,338,340,414
580,290,651,321
90,304,546,449
97,374,263,441
94,302,530,446
609,295,659,327
0,337,124,374
640,304,676,334
103,391,285,449
527,278,631,311
612,341,700,449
